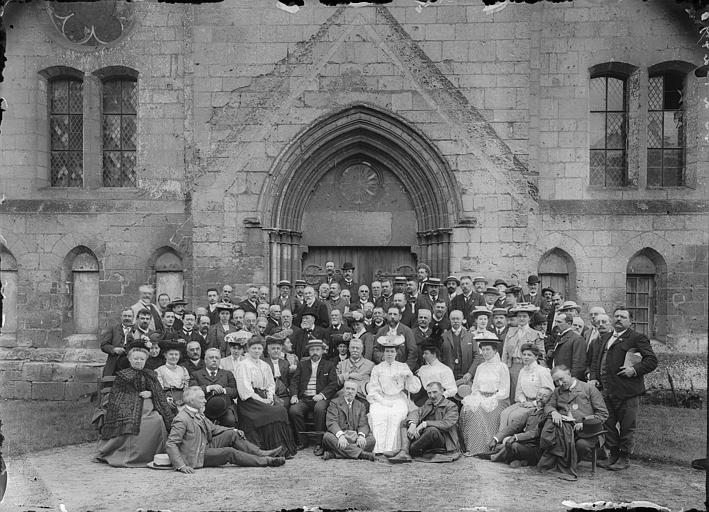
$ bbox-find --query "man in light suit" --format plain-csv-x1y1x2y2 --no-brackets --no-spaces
590,308,657,471
166,386,286,472
440,310,478,385
289,340,339,454
130,285,163,332
100,309,134,377
371,307,419,372
189,348,238,428
321,380,376,461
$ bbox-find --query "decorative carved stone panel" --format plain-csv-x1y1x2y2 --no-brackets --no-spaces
46,1,136,48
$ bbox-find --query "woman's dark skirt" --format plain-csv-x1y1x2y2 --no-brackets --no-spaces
237,398,297,456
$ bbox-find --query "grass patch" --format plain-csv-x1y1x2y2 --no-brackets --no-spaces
0,399,704,465
0,398,98,457
633,404,706,465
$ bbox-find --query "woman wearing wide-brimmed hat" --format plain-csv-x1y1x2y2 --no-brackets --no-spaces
367,334,422,454
502,303,546,394
470,306,493,339
96,340,175,467
459,334,510,456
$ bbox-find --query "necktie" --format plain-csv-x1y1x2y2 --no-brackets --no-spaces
210,371,216,378
346,402,352,426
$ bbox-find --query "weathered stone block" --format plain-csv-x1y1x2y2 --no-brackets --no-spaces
32,382,66,400
0,381,32,400
65,382,98,401
75,364,102,383
21,362,53,382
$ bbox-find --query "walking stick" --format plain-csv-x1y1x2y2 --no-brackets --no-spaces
667,369,680,407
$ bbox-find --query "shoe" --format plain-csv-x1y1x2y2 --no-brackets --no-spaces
558,474,578,481
295,443,305,451
322,451,333,461
313,445,324,457
598,451,619,469
509,460,528,469
388,450,412,464
691,458,707,471
266,456,286,467
359,451,376,462
260,446,286,457
608,455,630,471
382,451,397,458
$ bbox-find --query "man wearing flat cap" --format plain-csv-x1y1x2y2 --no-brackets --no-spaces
289,339,339,455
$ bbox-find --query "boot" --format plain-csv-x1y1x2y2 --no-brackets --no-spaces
388,429,412,464
266,456,286,467
598,449,619,469
608,453,630,471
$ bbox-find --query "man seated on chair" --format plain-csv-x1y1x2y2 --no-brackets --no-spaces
388,382,461,464
289,339,339,455
189,348,239,428
487,386,553,468
539,365,609,480
321,380,376,461
166,386,287,472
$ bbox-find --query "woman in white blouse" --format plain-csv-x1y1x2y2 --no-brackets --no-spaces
498,343,553,430
367,335,421,454
219,332,249,380
235,337,297,457
459,334,510,456
155,344,190,406
502,303,546,395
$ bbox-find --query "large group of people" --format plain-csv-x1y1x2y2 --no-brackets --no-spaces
94,261,658,480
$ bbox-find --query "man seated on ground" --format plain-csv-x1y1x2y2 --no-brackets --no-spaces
388,382,461,463
336,338,374,404
166,386,286,471
321,380,376,461
539,365,609,480
189,348,239,428
414,344,457,407
487,386,553,468
289,340,339,455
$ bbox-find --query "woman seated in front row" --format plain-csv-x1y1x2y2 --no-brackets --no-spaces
96,340,175,467
498,343,553,432
235,337,297,458
155,342,190,407
459,334,510,456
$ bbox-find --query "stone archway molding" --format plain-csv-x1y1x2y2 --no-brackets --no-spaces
259,104,463,285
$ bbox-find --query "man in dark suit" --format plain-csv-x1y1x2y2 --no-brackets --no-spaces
440,310,478,384
392,293,416,329
551,312,587,381
488,307,510,343
322,261,338,286
272,280,300,317
338,261,358,294
100,308,135,377
374,279,394,313
205,288,221,325
590,308,657,471
415,278,442,313
289,340,339,455
323,309,352,359
522,275,546,310
451,276,483,327
291,312,327,359
298,286,330,329
430,300,451,333
371,307,419,372
413,308,434,367
189,348,238,428
321,379,376,460
182,341,206,375
367,306,387,335
169,298,188,332
237,286,259,316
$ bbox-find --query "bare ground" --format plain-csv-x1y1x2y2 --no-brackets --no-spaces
2,443,706,512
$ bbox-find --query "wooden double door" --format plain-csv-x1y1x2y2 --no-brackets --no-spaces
302,247,417,287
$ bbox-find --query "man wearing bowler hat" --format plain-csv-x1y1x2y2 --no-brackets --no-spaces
289,339,339,455
522,275,546,310
338,262,358,294
169,298,188,332
189,348,239,428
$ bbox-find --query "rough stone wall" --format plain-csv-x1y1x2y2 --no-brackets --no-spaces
0,0,706,398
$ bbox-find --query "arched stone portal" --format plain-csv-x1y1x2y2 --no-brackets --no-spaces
259,105,462,287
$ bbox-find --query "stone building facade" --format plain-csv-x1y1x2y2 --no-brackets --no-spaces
0,0,706,399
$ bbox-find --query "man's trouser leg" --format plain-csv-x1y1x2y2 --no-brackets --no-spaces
313,399,329,436
603,394,638,455
203,447,268,467
322,432,364,459
409,427,446,457
288,398,313,446
575,438,595,461
508,442,540,465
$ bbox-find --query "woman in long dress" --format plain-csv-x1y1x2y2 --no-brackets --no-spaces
498,343,553,430
96,341,174,467
459,334,510,456
235,337,297,457
501,303,545,395
366,335,421,454
220,331,249,379
155,343,190,407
